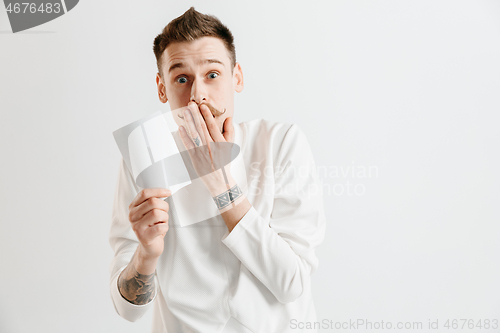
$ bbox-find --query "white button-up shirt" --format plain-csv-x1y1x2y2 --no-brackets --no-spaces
109,119,326,333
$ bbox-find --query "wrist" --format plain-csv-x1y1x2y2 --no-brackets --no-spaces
204,167,236,197
212,183,245,213
134,245,159,275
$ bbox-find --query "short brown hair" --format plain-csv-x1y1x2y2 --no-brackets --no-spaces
153,7,236,76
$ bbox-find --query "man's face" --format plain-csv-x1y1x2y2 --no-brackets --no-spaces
156,36,243,134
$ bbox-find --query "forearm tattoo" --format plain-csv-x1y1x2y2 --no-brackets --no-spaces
118,267,155,305
213,184,242,210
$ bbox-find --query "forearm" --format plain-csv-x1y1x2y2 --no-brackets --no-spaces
222,207,310,303
117,246,159,305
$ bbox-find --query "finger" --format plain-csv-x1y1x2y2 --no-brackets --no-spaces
188,103,208,144
184,103,206,147
183,108,204,147
129,197,169,223
197,104,215,144
222,117,235,143
179,125,195,150
143,208,169,226
133,208,169,232
183,107,198,136
200,104,224,142
144,222,169,240
129,188,171,210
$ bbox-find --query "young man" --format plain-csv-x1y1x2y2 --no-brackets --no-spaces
109,7,326,333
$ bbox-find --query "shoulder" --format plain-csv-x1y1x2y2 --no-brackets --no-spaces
236,118,310,162
237,118,303,143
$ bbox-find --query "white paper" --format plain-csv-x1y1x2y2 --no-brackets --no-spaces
113,110,191,196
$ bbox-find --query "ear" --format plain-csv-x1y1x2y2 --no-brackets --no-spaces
156,72,168,103
233,62,244,93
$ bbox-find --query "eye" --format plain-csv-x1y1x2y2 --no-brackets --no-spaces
176,76,188,84
208,72,219,79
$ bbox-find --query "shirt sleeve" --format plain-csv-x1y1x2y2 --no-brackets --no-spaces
221,124,326,304
108,158,158,322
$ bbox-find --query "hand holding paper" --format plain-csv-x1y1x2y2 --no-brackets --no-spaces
128,188,172,260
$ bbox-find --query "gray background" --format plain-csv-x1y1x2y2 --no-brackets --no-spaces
1,0,499,332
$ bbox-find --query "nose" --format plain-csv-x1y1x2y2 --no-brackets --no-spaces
190,77,207,105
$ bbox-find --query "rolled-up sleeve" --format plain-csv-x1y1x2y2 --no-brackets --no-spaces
221,124,326,304
109,158,158,321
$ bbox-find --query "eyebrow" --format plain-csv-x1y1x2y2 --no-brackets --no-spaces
168,59,224,74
